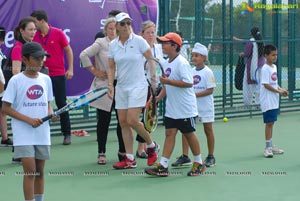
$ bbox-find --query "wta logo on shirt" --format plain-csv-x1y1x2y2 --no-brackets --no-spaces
27,85,44,99
193,75,201,85
271,72,277,81
165,68,171,77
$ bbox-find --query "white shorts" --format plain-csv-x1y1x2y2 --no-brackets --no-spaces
115,85,148,109
14,145,50,160
198,116,214,123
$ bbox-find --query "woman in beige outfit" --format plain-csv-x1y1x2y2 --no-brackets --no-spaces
80,18,125,165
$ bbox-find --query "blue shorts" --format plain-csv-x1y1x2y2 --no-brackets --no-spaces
263,109,279,123
164,116,196,134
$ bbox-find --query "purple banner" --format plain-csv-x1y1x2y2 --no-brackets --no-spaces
0,0,158,96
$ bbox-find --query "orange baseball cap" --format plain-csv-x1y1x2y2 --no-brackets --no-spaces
157,32,182,47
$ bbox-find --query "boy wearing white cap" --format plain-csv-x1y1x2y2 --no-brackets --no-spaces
145,33,206,177
172,43,217,168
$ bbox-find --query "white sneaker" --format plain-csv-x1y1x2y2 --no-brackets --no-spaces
264,148,273,158
272,145,284,155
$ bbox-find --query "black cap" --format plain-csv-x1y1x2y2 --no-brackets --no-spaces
22,42,50,58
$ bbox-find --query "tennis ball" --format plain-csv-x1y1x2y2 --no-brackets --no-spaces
223,117,228,122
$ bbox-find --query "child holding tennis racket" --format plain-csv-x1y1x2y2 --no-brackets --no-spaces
145,33,206,177
172,43,217,168
260,44,288,158
2,42,56,201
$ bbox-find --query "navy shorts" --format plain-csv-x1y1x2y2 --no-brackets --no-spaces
164,116,196,134
263,109,279,123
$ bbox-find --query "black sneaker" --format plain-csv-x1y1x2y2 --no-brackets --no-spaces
63,135,71,145
145,163,169,177
171,155,192,167
204,156,216,167
187,162,206,176
11,158,22,164
1,138,13,146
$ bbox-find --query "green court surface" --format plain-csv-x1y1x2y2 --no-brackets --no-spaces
0,112,299,201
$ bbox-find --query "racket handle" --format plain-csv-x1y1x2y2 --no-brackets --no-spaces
151,98,156,116
41,114,54,122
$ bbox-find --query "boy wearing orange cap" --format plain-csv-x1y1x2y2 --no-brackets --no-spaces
145,33,206,177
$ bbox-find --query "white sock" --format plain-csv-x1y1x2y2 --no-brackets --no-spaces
160,157,169,168
126,154,134,160
147,142,155,148
266,139,272,148
25,199,35,201
194,154,203,164
35,194,44,201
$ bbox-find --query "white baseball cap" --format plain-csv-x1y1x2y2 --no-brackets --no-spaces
192,42,208,56
115,12,132,22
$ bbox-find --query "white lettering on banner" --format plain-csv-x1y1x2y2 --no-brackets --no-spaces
5,31,14,48
100,19,106,30
3,29,71,48
63,29,71,42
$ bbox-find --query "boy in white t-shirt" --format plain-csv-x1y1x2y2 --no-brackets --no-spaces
145,33,206,177
2,42,56,201
260,44,288,158
172,43,217,168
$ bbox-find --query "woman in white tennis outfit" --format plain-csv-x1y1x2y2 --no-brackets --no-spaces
107,12,160,169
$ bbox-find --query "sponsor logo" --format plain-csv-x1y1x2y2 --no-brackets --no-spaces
26,85,44,99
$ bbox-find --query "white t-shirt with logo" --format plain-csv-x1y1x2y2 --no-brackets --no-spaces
108,33,149,88
163,54,197,119
192,66,216,117
2,72,54,146
259,64,279,112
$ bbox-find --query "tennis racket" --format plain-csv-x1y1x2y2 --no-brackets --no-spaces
41,87,108,122
254,67,261,84
143,58,164,133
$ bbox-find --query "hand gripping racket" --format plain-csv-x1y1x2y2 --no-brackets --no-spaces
143,58,164,133
41,87,108,122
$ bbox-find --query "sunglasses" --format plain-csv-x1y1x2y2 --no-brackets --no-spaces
119,21,131,26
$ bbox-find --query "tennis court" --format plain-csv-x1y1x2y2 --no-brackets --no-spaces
0,111,299,201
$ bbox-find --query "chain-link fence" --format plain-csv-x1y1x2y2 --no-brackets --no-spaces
37,0,300,134
158,0,300,119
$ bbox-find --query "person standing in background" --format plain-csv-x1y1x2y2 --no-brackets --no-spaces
171,43,217,168
0,26,13,146
135,20,165,159
260,44,287,158
4,17,37,164
80,17,126,165
233,27,265,105
31,10,74,145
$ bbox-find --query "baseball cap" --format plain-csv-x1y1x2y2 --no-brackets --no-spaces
157,32,182,47
192,42,208,56
22,42,50,58
115,12,132,22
